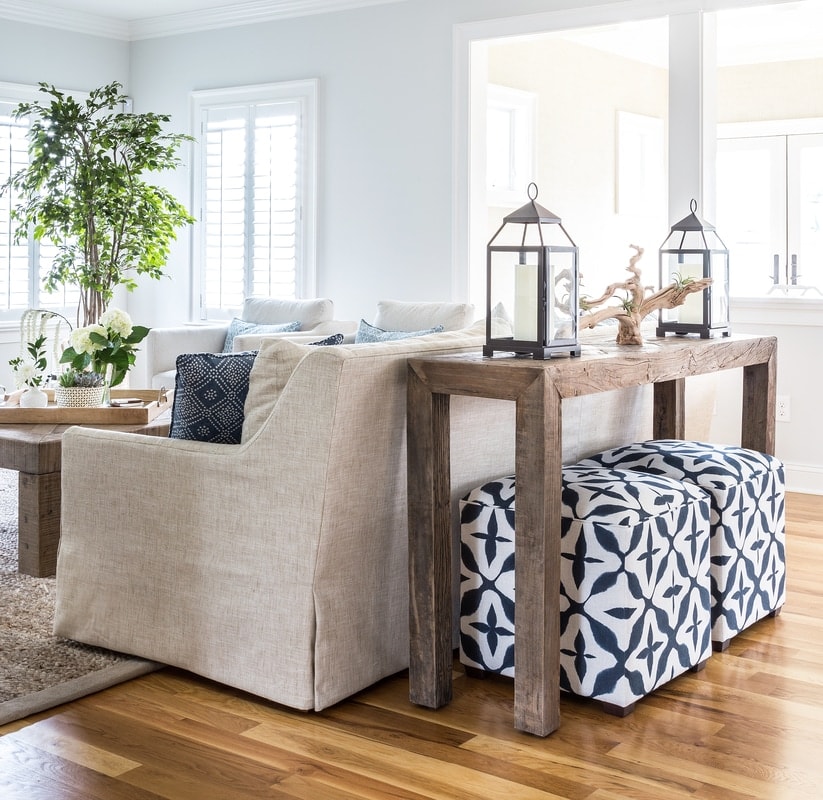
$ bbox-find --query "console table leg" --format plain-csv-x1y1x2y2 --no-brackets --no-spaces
514,373,562,737
743,357,776,455
654,379,685,439
18,471,61,578
407,365,453,709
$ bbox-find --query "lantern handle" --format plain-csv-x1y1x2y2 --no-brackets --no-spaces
528,182,538,201
690,198,698,213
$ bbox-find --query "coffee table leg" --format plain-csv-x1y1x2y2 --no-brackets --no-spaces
17,471,61,577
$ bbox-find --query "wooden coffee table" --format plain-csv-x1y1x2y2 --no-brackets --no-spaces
0,413,170,577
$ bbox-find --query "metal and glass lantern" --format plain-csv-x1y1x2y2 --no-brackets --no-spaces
484,183,580,359
657,199,730,339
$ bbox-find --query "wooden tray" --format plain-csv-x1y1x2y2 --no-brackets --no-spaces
0,388,174,425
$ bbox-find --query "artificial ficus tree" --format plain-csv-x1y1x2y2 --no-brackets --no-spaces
3,81,195,326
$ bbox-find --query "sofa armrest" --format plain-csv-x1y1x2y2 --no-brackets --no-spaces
143,324,229,379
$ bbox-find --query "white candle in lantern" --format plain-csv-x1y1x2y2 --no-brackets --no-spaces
677,263,704,324
514,262,538,340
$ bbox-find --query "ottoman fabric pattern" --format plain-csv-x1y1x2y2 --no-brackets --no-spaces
578,440,786,647
459,467,713,711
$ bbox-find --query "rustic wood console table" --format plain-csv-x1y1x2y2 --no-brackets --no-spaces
407,333,776,737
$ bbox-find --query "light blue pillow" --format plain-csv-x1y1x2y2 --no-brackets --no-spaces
354,319,444,344
222,318,301,353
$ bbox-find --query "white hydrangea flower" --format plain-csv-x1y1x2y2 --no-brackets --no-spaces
100,307,133,338
70,324,107,354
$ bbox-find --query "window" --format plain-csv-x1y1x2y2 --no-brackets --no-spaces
0,84,78,323
616,110,665,217
486,84,536,207
192,80,317,319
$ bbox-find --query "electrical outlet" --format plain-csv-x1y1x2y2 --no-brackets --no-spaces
776,395,791,422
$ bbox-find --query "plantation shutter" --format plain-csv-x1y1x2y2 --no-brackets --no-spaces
0,98,80,321
0,101,32,317
201,99,301,316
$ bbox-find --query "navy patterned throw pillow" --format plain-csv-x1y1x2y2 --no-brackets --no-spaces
309,333,344,346
169,351,258,444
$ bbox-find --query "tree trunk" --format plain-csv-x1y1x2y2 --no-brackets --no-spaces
79,288,107,328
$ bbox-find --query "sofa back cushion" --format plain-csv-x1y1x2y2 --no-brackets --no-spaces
242,297,334,328
241,339,311,441
373,300,475,332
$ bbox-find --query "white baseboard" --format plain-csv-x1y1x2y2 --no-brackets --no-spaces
784,462,823,496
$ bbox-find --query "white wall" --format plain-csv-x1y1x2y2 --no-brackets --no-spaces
128,1,460,328
0,20,127,89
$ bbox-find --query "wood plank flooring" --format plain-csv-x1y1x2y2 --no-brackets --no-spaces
0,492,820,799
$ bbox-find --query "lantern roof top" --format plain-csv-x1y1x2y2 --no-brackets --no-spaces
502,182,562,226
669,198,716,233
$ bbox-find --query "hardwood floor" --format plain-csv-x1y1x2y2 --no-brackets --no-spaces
1,492,821,799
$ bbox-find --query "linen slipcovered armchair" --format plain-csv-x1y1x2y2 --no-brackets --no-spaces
55,325,517,709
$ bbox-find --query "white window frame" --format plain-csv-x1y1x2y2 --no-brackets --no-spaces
486,83,536,208
191,79,318,320
616,110,665,217
0,81,81,327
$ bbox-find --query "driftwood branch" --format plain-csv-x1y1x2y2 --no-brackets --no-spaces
579,245,711,345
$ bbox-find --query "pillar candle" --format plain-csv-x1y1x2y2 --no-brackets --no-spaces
514,262,538,340
677,263,704,324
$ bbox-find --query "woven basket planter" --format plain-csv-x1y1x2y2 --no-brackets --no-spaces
54,386,105,408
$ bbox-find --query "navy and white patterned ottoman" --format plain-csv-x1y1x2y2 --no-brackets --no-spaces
459,466,713,715
578,440,786,650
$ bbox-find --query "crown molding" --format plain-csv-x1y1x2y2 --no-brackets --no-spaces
0,0,129,39
0,0,405,41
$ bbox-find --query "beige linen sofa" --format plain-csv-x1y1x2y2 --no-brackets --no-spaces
54,323,652,711
140,298,477,388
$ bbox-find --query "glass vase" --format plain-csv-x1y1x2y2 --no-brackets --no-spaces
101,363,114,406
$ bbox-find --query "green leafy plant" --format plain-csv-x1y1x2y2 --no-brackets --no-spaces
2,81,195,326
9,334,48,388
59,307,149,388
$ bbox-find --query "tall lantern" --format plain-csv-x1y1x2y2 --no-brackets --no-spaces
484,183,580,359
657,199,730,339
